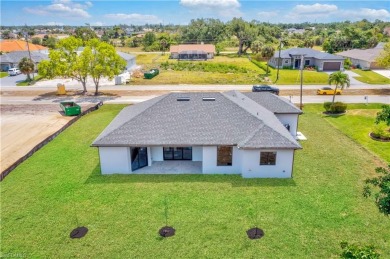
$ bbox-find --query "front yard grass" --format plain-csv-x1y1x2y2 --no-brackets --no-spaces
2,104,389,258
16,75,43,86
0,72,8,78
350,69,390,84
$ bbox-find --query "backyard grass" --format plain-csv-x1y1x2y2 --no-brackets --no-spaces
350,69,390,84
318,103,390,162
0,72,8,78
1,104,389,258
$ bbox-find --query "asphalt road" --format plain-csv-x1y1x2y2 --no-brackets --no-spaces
0,74,27,86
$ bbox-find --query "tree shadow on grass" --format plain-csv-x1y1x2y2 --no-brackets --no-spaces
84,165,296,188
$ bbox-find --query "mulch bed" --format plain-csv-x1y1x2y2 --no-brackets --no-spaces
70,226,88,239
322,111,346,116
159,226,175,237
369,132,390,142
246,228,265,240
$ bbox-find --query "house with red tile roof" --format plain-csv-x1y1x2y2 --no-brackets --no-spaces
0,40,48,53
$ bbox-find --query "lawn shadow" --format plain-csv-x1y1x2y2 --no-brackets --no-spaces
84,165,296,188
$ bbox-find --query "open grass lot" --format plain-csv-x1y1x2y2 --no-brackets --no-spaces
2,104,389,258
0,72,8,78
320,103,390,162
351,69,390,84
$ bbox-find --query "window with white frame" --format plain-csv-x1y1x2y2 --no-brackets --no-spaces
260,152,277,165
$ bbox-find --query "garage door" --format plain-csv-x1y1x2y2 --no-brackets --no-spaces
323,62,341,71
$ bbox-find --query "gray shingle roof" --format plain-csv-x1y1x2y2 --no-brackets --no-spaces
0,51,48,63
274,48,344,60
116,51,136,61
92,92,301,149
337,47,383,62
243,92,302,114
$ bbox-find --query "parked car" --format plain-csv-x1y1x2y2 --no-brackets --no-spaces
317,87,342,95
252,85,280,95
8,68,21,76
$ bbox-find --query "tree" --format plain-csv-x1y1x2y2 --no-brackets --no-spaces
375,105,390,126
376,42,390,68
328,71,350,104
38,36,90,93
87,39,126,95
41,36,57,49
261,45,275,74
228,18,257,56
18,57,35,81
250,40,263,54
143,32,156,48
74,27,97,43
31,37,42,45
363,164,390,216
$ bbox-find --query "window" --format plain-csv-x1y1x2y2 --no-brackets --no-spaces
217,146,232,166
305,60,310,66
260,152,277,165
284,60,289,64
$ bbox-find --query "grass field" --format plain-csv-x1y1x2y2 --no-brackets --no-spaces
320,103,390,162
1,104,389,258
0,72,8,78
350,69,390,84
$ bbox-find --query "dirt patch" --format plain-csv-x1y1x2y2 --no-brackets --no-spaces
0,104,93,172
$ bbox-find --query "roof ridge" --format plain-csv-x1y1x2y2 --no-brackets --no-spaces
237,124,265,148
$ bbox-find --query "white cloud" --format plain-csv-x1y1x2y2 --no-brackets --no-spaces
180,0,240,9
257,11,279,19
292,3,338,14
104,13,162,24
180,0,241,18
341,8,390,21
24,0,91,19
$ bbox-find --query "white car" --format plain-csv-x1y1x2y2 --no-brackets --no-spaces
8,68,21,76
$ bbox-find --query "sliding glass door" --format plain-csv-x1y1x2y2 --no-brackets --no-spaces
163,147,192,160
131,147,148,171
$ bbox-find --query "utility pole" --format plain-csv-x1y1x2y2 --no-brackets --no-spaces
299,54,305,110
24,24,34,80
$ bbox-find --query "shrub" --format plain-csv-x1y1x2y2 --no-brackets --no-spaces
340,242,380,259
324,102,347,114
364,164,390,216
371,122,390,140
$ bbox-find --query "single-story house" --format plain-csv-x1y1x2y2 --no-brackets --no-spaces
0,40,48,53
336,43,385,70
170,44,215,60
0,50,49,71
116,51,137,71
268,48,345,71
92,91,302,178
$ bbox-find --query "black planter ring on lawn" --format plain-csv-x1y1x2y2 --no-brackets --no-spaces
159,226,175,237
369,132,390,142
246,227,265,240
70,226,88,239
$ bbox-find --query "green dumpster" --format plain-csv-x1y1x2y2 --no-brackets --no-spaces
144,68,159,79
60,101,81,116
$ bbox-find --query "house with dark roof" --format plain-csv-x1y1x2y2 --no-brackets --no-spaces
92,91,302,178
336,43,385,70
170,44,215,60
0,51,49,71
268,48,345,71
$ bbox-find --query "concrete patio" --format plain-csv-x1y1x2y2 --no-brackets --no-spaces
133,161,202,174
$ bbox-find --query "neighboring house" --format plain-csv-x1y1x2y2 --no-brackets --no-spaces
0,40,48,53
268,48,345,71
170,44,216,60
383,27,390,36
92,91,302,178
0,51,49,71
116,51,137,71
336,43,385,70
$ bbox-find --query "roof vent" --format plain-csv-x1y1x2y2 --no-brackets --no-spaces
202,97,215,101
177,97,190,101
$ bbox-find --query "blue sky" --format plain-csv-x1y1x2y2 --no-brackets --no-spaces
1,0,389,26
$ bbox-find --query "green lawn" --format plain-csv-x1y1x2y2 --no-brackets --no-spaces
350,69,390,84
0,72,8,78
1,104,389,258
319,103,390,162
16,75,43,86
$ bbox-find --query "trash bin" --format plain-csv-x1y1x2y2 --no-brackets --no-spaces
57,83,66,95
144,68,159,79
60,102,81,116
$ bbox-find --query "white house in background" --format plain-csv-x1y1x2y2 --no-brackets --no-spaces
336,43,385,70
268,48,345,71
92,91,302,178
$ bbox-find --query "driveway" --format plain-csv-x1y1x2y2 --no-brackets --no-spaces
372,69,390,79
0,73,30,87
325,70,365,86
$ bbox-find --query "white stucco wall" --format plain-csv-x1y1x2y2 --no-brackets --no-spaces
275,114,299,136
241,149,295,178
151,146,164,161
98,147,131,174
202,146,241,174
192,146,203,161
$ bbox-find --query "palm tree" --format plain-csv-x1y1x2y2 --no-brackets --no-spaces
18,57,35,81
328,71,350,104
261,45,275,74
